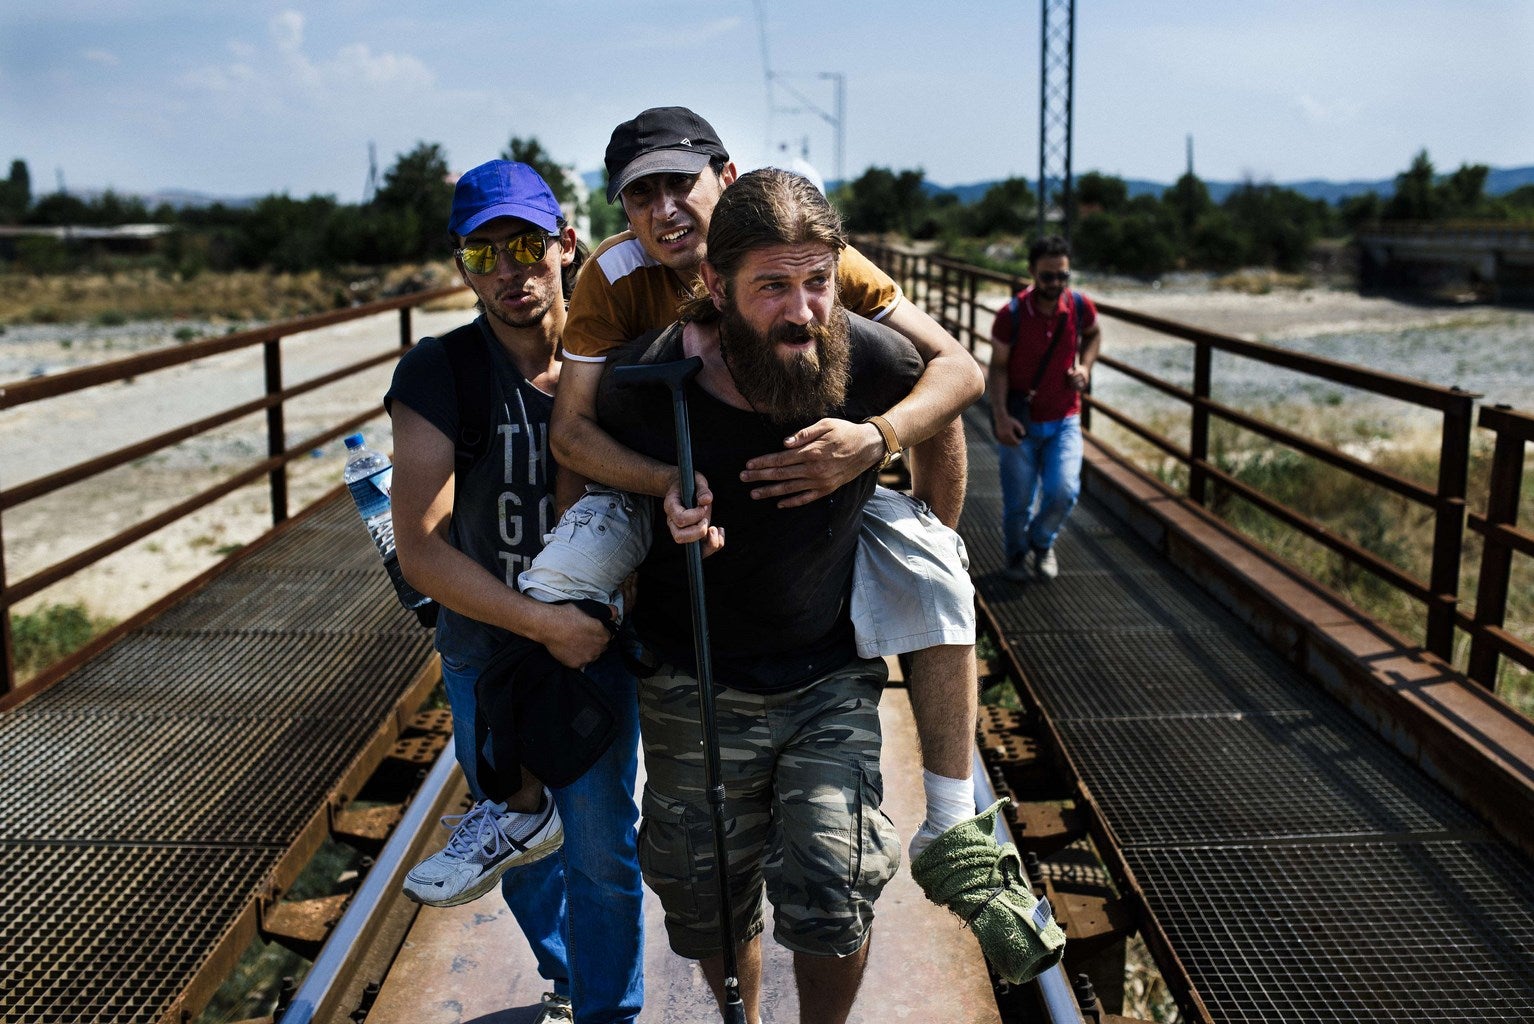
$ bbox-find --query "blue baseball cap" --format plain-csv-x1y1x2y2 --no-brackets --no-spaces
449,160,562,238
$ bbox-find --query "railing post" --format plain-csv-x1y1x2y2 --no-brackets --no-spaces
935,263,946,331
264,338,288,525
1426,390,1474,660
966,274,979,356
1,514,13,696
399,307,413,350
1468,407,1523,687
1189,342,1212,504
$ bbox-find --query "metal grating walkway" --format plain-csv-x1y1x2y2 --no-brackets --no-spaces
0,497,437,1024
956,404,1534,1022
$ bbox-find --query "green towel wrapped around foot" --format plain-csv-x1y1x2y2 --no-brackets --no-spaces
909,798,1067,984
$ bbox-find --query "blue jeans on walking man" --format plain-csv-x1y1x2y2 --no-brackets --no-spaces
441,649,644,1024
997,414,1083,563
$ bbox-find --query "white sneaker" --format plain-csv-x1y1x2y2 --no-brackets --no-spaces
1032,548,1059,580
534,992,573,1023
402,791,563,908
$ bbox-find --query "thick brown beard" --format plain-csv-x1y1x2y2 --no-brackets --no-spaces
718,303,852,427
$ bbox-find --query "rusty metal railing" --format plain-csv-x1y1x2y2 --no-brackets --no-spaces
1466,405,1534,688
860,238,1534,702
0,284,468,696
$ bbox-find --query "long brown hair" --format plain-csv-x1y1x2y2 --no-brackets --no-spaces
678,168,846,323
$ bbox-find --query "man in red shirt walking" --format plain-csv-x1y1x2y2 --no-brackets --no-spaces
987,236,1103,581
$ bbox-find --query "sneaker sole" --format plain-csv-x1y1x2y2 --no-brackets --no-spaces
403,825,565,909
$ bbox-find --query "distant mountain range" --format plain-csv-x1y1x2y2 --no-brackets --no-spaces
77,165,1534,212
912,165,1534,206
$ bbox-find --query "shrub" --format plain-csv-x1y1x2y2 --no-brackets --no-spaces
10,602,113,679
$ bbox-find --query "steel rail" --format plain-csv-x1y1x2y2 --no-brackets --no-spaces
970,748,1086,1024
280,744,461,1024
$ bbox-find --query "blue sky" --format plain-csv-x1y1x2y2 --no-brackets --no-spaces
2,1,1531,202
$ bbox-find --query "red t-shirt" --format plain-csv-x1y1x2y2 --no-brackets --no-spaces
989,287,1097,422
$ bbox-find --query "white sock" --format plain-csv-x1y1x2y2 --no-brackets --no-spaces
922,769,974,834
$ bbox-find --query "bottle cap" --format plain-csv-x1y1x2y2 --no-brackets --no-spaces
344,433,364,449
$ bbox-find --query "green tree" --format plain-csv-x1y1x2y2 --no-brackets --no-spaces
1223,182,1328,272
1384,150,1440,221
1339,191,1383,231
586,167,626,243
964,177,1035,236
0,158,30,223
838,167,901,233
1075,171,1129,213
1165,171,1213,241
238,194,340,271
1441,163,1489,218
26,190,91,225
372,141,453,260
500,136,577,207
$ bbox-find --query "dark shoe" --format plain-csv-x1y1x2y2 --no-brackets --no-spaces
1003,553,1031,582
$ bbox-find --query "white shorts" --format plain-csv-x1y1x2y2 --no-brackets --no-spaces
518,487,652,617
852,486,975,658
521,484,975,658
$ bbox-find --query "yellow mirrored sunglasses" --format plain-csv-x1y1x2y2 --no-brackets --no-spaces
455,232,556,274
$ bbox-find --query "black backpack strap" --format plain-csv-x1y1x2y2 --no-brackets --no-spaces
638,322,686,365
439,318,498,472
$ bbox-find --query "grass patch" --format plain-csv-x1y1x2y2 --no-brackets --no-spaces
10,602,116,680
0,262,460,326
1093,403,1534,718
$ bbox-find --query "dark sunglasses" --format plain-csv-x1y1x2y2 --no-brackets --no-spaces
1034,271,1071,285
456,232,557,274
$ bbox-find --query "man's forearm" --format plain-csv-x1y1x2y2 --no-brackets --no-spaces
552,412,677,497
987,351,1012,421
878,302,984,450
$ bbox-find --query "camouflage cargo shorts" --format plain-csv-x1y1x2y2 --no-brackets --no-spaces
637,658,903,959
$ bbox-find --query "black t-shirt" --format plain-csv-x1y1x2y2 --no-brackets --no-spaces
598,313,923,692
384,317,558,663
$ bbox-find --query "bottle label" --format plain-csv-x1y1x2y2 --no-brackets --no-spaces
347,467,392,520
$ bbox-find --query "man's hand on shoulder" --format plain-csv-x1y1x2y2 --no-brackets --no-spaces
739,418,885,508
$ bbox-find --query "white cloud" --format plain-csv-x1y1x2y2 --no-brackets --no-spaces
330,43,434,90
270,10,304,54
82,49,119,66
1294,93,1365,125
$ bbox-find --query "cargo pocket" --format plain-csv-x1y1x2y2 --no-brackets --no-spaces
639,790,702,921
848,760,901,901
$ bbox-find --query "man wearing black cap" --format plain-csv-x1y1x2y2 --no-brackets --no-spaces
551,106,986,865
387,160,642,1024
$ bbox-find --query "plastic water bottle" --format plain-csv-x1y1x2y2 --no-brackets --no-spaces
343,433,434,620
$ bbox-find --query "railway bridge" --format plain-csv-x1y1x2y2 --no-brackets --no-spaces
2,249,1533,1024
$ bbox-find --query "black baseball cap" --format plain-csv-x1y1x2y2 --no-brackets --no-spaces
604,106,730,203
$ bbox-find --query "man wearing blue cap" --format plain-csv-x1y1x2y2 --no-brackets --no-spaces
385,160,643,1024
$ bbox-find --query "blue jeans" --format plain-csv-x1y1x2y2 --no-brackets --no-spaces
442,649,643,1024
996,413,1083,562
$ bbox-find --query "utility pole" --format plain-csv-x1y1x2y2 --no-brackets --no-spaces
754,0,844,188
1037,0,1076,241
363,142,379,204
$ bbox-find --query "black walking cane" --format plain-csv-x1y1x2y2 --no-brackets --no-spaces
612,357,748,1024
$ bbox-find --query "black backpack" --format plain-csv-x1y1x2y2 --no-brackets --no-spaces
407,318,499,628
